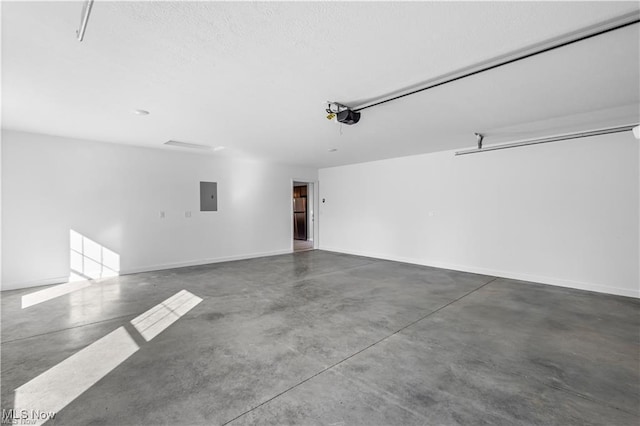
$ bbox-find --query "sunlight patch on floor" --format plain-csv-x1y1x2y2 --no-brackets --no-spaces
13,289,203,425
14,327,139,426
131,289,203,341
21,281,92,309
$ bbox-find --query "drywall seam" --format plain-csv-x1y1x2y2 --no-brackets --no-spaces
319,246,640,299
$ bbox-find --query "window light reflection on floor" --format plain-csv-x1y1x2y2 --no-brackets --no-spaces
21,281,93,309
131,289,203,341
13,289,203,425
14,326,139,426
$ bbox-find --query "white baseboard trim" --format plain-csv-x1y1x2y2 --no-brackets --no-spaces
320,246,639,299
2,249,294,292
120,249,293,276
5,248,636,299
1,276,69,291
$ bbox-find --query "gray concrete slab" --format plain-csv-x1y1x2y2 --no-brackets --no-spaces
232,363,636,426
396,278,640,415
0,251,375,342
0,316,136,410
1,250,637,425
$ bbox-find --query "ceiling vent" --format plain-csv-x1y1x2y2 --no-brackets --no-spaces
164,140,212,150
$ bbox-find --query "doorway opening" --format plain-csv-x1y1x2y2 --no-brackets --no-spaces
293,181,314,252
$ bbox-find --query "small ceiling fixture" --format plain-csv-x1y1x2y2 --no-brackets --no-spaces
132,109,150,116
328,148,338,152
213,146,225,151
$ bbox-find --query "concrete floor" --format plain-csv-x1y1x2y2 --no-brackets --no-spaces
1,250,638,425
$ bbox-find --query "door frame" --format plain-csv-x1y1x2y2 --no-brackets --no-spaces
290,179,319,252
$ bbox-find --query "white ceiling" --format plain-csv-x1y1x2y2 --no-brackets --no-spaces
2,1,639,168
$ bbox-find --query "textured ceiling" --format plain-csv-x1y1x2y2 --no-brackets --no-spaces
2,1,639,167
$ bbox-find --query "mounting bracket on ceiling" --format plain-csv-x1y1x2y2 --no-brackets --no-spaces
76,0,95,42
475,133,484,150
326,102,347,118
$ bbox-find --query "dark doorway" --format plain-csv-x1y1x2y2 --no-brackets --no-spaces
293,184,307,241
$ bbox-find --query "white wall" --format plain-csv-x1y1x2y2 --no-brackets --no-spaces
319,132,639,298
1,130,317,290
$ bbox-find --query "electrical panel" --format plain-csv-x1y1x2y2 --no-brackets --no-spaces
200,182,218,212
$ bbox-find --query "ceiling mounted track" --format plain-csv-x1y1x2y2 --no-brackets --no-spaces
455,124,639,156
352,11,640,113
